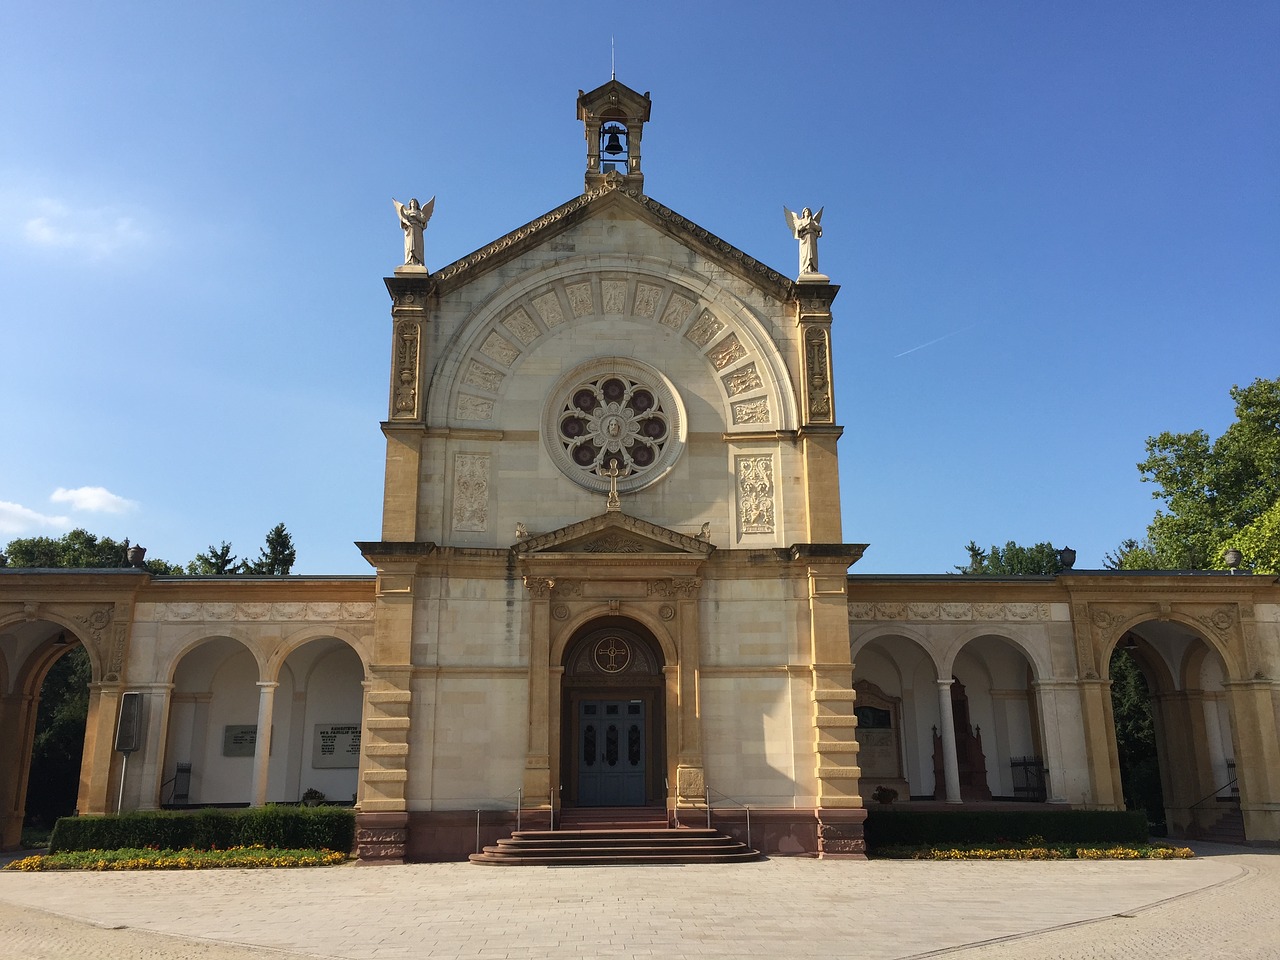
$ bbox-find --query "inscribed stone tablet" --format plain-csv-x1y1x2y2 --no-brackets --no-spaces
312,723,362,769
223,725,257,757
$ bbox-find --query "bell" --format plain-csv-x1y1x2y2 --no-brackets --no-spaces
603,130,624,155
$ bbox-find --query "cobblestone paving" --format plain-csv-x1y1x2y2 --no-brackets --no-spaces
0,845,1273,959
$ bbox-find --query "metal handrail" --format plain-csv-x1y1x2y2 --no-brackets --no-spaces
1189,777,1239,811
705,785,753,850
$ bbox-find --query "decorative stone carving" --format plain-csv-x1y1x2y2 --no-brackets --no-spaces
582,534,647,553
660,294,695,329
532,292,566,327
602,280,627,314
723,363,763,397
523,576,555,599
393,196,434,267
633,283,661,318
659,604,675,621
736,456,775,534
237,603,272,620
847,601,1050,622
731,398,771,425
784,205,823,277
805,326,833,422
502,308,540,345
672,577,702,599
647,580,675,598
479,332,520,368
455,395,494,421
685,310,724,348
452,454,489,532
566,282,594,317
677,766,705,796
552,604,570,621
553,580,583,598
463,361,503,393
392,321,419,418
707,334,747,370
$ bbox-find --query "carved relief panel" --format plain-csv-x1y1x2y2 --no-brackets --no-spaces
736,455,776,535
452,454,490,532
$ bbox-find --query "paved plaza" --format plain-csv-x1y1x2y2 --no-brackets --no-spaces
0,843,1277,959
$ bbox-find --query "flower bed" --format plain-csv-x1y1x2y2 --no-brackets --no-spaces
4,844,347,871
876,843,1193,860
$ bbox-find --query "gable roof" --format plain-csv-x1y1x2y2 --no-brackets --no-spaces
428,175,797,300
514,509,715,558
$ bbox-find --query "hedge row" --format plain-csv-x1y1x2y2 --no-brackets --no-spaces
48,806,355,854
864,809,1148,853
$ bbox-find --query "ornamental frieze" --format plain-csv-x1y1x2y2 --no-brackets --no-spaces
151,602,375,622
848,601,1051,622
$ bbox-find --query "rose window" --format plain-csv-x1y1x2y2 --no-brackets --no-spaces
543,360,685,494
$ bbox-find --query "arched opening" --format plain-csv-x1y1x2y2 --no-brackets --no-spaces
0,621,92,848
267,638,365,805
560,618,666,808
850,634,940,801
1106,621,1236,840
162,636,259,806
951,636,1044,801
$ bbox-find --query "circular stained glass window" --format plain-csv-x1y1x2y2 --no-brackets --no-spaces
543,360,685,494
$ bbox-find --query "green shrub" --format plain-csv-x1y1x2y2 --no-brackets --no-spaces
864,809,1147,854
48,806,355,855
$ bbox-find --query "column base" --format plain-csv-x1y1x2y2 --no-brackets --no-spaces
816,807,868,859
355,811,409,864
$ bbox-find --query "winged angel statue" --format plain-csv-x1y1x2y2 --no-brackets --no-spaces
393,196,435,267
784,205,824,277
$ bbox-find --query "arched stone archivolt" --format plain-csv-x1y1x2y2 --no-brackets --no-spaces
937,625,1049,684
432,257,796,433
1090,607,1244,683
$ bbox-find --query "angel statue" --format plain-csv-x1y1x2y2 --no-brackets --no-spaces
784,205,824,277
393,196,435,267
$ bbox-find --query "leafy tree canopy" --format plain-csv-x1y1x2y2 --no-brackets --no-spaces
187,541,241,575
1139,377,1280,570
1214,498,1280,576
1103,538,1159,571
249,523,296,576
0,528,183,574
956,540,1065,576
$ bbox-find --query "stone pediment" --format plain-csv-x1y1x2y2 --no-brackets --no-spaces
514,511,714,558
427,180,795,300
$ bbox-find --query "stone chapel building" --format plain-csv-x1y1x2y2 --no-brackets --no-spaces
3,79,1279,860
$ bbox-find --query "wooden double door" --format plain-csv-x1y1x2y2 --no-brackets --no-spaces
576,699,647,806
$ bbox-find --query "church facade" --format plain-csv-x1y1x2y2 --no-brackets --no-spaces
3,80,1279,860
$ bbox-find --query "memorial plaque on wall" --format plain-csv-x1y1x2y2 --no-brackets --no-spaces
857,729,899,779
223,725,258,757
312,723,361,769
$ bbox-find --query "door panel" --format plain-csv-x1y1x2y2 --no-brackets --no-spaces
577,700,646,806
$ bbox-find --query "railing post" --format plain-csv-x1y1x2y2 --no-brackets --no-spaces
475,809,481,854
746,805,751,850
706,785,711,830
517,788,522,833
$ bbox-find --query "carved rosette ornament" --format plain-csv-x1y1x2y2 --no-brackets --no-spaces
804,327,833,422
392,320,420,419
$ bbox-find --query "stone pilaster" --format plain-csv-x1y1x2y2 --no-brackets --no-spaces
792,283,843,543
674,577,705,807
523,575,555,807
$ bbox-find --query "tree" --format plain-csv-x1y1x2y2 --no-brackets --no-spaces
956,540,1065,575
1109,646,1165,832
24,645,91,833
187,541,241,575
1215,497,1280,575
1103,537,1159,571
1138,377,1280,569
247,523,296,576
0,528,183,574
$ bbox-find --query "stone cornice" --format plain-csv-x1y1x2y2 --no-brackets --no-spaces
424,183,797,300
514,510,715,558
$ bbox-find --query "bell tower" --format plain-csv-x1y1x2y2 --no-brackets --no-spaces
577,79,651,193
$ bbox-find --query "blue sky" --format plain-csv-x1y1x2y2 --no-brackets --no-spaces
1,2,1276,575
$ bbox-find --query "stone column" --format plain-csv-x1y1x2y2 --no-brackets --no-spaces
522,576,555,808
936,679,962,803
1225,679,1280,842
79,682,123,815
133,682,174,811
250,682,278,806
1076,677,1124,808
674,577,705,807
0,692,37,849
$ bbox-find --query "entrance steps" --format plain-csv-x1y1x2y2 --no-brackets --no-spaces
469,808,761,865
1199,804,1246,844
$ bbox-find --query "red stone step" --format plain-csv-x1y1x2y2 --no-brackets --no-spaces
469,825,761,866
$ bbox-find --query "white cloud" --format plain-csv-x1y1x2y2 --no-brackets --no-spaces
0,501,71,536
51,486,137,514
15,196,151,261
